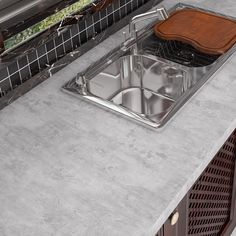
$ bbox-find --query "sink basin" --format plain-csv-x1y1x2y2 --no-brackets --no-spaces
85,55,189,101
63,4,236,128
64,54,191,127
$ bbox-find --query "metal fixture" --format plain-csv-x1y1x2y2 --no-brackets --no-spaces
129,7,168,53
63,4,236,128
64,53,191,128
129,7,169,39
139,34,220,67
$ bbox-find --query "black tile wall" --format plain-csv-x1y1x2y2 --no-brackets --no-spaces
37,44,47,57
46,40,55,52
113,0,120,11
0,78,11,96
64,40,73,53
55,35,63,47
113,5,121,23
20,67,31,82
120,0,126,6
55,45,65,59
18,56,28,68
39,55,48,69
10,72,21,88
48,50,57,64
8,61,18,75
85,16,94,40
30,61,40,76
28,50,37,62
132,0,139,10
0,68,8,79
0,0,157,98
71,24,79,36
62,30,71,41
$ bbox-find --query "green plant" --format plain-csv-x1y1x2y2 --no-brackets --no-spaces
4,0,93,50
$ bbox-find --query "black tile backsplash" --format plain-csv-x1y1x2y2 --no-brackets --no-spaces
0,0,161,99
93,11,100,23
94,21,101,34
20,67,31,82
120,6,126,18
120,0,126,6
18,56,28,68
0,78,11,96
10,72,21,88
30,61,40,76
86,25,94,39
132,0,139,10
101,18,108,31
0,68,8,79
80,31,87,44
64,40,73,53
48,50,57,64
100,8,107,18
79,20,86,32
107,6,114,26
114,0,120,9
46,40,55,52
55,45,65,59
28,50,37,62
62,30,71,41
37,44,47,57
114,9,121,22
72,35,80,48
71,24,79,36
55,35,63,46
8,61,18,75
126,2,132,14
39,55,48,69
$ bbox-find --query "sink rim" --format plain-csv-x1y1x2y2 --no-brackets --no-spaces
63,53,190,128
62,3,236,129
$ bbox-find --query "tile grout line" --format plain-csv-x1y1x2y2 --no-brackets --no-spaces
0,0,138,89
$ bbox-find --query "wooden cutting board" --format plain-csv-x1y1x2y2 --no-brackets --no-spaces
154,9,236,55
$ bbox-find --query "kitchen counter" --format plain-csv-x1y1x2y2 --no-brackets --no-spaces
0,0,236,235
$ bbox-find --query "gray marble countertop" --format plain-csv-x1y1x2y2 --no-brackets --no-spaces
0,0,236,235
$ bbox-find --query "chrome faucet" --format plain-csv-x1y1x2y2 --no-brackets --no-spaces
129,7,169,53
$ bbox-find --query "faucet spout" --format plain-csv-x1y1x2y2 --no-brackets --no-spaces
129,7,169,52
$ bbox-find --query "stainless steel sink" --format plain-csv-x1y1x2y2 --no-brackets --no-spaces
63,4,236,128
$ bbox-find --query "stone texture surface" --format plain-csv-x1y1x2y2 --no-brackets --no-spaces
0,0,236,235
232,228,236,236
